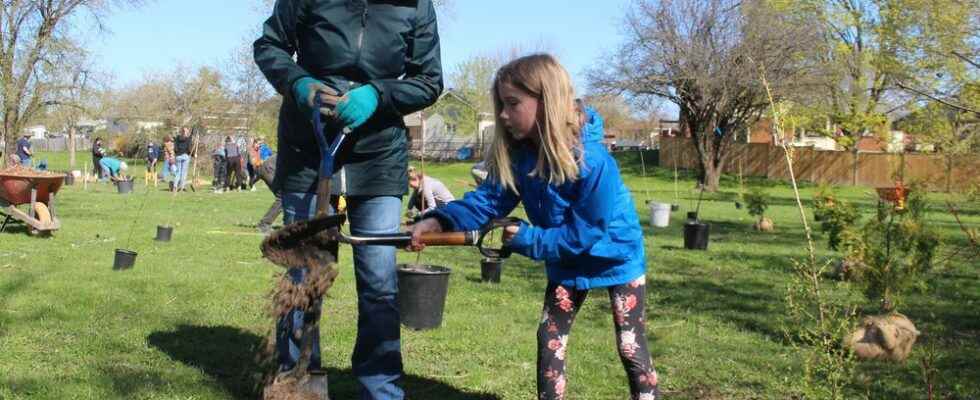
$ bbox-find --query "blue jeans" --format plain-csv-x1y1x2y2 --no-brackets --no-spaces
279,192,404,400
174,154,191,189
161,159,175,181
19,157,31,167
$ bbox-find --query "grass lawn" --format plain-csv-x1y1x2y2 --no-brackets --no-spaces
1,151,977,399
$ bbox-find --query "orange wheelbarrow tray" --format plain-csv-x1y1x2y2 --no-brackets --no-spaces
0,170,65,234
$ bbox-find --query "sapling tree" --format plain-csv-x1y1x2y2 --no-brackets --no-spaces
842,190,941,312
744,186,773,231
813,186,860,251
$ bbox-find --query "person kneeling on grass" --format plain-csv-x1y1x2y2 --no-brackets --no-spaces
405,166,455,220
408,54,659,400
99,157,129,182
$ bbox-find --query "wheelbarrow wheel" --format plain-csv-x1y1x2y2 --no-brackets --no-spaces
29,203,52,236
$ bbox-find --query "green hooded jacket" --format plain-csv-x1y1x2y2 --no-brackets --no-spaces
254,0,443,195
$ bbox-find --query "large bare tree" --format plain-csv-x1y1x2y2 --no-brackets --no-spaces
42,45,109,168
1,0,145,166
589,0,821,191
225,34,278,136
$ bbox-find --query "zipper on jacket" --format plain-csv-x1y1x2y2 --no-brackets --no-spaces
354,2,368,66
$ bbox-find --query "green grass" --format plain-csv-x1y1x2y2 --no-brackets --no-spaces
1,153,977,399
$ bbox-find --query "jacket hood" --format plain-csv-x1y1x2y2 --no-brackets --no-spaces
581,107,604,144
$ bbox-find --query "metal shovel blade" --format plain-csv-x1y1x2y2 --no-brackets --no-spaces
261,214,347,269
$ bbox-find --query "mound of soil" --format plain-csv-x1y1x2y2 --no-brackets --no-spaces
0,165,66,178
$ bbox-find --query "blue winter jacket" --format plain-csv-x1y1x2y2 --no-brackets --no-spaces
429,108,645,289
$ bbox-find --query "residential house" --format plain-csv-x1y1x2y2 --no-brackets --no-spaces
24,125,47,139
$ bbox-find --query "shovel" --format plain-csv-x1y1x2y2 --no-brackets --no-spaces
260,95,347,399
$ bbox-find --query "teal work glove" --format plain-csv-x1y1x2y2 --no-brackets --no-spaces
336,85,379,129
292,77,339,118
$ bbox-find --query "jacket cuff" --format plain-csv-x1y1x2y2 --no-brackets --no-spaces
367,80,397,118
506,220,534,253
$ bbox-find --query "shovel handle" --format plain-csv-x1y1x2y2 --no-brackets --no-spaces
419,231,478,246
339,230,478,247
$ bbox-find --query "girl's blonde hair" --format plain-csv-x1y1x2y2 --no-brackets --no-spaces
486,54,582,195
407,166,421,179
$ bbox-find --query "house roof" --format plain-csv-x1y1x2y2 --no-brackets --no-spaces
403,89,482,127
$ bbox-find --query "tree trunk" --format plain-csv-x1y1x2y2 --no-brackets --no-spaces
3,114,19,167
704,159,722,192
3,139,14,167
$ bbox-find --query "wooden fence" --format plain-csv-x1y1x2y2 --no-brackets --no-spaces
659,137,980,191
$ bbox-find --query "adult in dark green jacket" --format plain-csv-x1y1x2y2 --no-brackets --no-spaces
254,1,442,398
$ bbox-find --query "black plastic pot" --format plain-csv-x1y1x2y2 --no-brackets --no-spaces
735,201,743,210
683,222,710,250
155,225,173,242
116,179,134,194
113,249,137,270
64,173,75,186
670,204,680,212
480,258,503,283
397,264,451,330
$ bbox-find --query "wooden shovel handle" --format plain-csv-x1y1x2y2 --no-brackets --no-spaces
419,231,478,246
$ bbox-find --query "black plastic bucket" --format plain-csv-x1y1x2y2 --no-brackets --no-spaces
670,204,680,212
155,225,173,242
116,179,134,194
63,173,75,186
683,222,710,250
480,258,502,283
113,249,137,270
397,264,451,330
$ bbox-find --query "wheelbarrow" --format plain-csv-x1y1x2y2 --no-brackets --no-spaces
0,170,66,235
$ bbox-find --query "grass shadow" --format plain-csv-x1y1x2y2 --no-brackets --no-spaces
325,368,502,399
147,324,504,399
147,324,266,399
654,274,785,341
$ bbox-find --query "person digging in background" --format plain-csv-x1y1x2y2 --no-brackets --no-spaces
212,143,227,193
405,166,454,220
16,134,32,167
248,138,274,190
146,142,160,172
173,127,193,192
162,135,177,188
253,0,443,397
407,54,659,400
98,157,129,182
224,136,245,192
91,137,106,178
236,135,251,191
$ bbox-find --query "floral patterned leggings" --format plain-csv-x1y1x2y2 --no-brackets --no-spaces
538,275,659,400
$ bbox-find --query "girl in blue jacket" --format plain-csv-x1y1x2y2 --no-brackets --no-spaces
408,54,659,400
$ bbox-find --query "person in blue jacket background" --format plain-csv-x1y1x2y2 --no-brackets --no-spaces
407,54,659,400
98,157,128,182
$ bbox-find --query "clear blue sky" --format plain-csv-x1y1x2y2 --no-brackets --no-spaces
90,0,633,96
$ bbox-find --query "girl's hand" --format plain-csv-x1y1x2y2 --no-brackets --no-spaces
502,223,520,243
406,218,443,252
